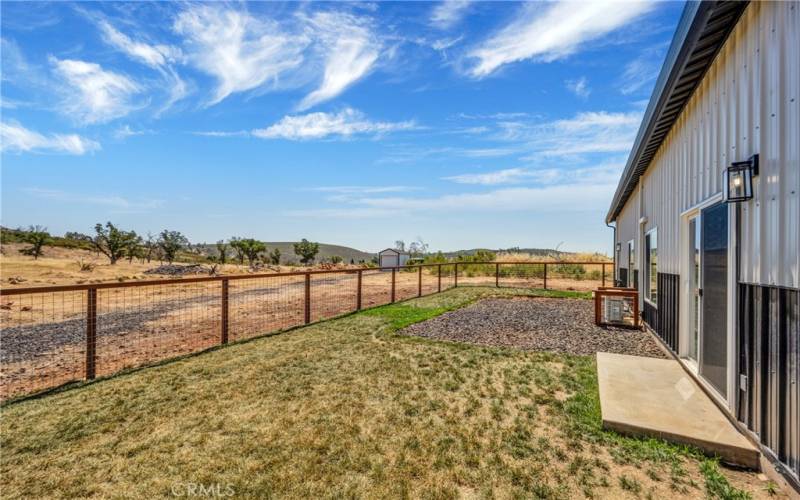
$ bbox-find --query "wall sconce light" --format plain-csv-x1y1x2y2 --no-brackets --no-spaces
725,154,758,203
616,243,621,252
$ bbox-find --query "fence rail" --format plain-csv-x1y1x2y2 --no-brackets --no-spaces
0,261,610,401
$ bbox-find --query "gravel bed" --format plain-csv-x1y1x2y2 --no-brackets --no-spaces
401,297,666,358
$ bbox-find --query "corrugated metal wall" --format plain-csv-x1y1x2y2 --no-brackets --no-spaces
617,1,799,287
615,190,639,275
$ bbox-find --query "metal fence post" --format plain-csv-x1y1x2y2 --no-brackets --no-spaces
495,263,500,287
543,263,548,290
602,263,606,287
304,273,311,324
454,263,459,287
356,270,363,310
438,264,442,293
418,266,422,297
221,279,229,344
86,288,97,380
391,268,396,303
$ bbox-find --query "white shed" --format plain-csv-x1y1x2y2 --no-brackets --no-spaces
378,248,409,268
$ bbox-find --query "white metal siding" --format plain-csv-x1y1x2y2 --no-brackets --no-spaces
616,1,799,288
616,190,639,273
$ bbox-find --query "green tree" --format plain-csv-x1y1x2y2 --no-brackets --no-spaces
268,248,281,265
330,255,343,264
93,222,138,265
229,237,246,265
293,239,320,265
235,238,266,267
158,230,189,264
215,240,228,265
20,225,50,260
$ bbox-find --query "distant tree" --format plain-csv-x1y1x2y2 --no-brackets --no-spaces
293,239,320,265
215,240,228,265
350,258,355,265
268,248,281,265
143,232,156,263
20,225,50,259
236,238,266,267
125,236,144,263
93,222,138,265
394,240,406,252
158,230,189,264
408,237,429,258
64,231,91,242
330,255,343,264
229,237,246,265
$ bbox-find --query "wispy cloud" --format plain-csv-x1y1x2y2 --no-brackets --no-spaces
23,187,163,213
619,43,667,95
173,4,308,105
297,11,380,111
1,122,100,155
308,186,418,194
190,130,249,138
566,76,590,99
443,168,537,185
467,1,655,77
49,57,142,124
430,1,472,29
113,125,153,140
96,19,187,111
252,108,416,140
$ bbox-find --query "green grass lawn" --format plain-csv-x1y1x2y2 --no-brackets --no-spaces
0,288,772,499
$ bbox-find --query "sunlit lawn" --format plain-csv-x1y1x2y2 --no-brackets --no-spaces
0,287,769,499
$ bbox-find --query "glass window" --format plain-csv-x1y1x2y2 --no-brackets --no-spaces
645,229,658,304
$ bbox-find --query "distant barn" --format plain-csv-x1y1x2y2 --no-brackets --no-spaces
378,248,409,268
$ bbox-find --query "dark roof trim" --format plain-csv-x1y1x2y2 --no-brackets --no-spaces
378,248,409,255
606,1,748,224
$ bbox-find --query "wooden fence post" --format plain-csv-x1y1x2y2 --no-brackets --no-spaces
543,263,548,290
356,270,363,310
391,268,396,303
304,273,311,324
221,278,229,344
495,263,500,287
602,263,606,287
418,266,422,297
438,264,442,293
86,288,97,380
454,263,459,287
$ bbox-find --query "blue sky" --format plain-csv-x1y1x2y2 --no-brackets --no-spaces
0,1,683,253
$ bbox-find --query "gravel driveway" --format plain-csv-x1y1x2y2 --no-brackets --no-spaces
401,297,666,358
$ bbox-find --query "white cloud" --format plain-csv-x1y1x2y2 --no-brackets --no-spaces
467,1,655,77
252,108,416,140
190,130,249,138
98,20,181,69
444,168,536,185
566,76,591,99
1,122,100,155
97,20,188,111
23,187,163,212
297,11,381,111
309,186,418,194
430,1,472,29
49,57,142,124
113,125,153,140
174,5,308,105
618,44,667,95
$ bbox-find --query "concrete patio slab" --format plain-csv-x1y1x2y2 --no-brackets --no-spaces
597,352,759,469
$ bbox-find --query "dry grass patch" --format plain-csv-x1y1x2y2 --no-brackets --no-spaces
0,288,780,499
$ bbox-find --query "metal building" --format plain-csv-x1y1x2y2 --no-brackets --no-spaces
606,1,799,487
378,248,410,268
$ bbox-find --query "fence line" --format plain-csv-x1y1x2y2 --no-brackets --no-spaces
0,261,610,401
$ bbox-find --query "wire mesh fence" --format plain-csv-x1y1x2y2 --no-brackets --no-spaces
0,261,609,401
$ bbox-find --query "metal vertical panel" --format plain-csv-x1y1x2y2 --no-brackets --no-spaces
618,2,798,287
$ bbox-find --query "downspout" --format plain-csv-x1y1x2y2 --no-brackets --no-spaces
606,221,616,285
